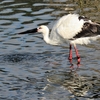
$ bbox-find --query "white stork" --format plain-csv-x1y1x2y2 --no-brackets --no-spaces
18,14,100,67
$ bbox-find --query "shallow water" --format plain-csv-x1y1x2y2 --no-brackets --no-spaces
0,0,100,100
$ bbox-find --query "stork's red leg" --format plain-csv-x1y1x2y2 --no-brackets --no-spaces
74,45,81,67
68,44,72,61
68,44,73,67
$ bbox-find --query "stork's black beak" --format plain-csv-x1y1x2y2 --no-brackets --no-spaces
18,28,37,34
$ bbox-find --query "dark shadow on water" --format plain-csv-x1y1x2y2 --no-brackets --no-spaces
0,52,50,63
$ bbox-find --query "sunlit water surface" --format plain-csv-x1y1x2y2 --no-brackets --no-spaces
0,0,100,100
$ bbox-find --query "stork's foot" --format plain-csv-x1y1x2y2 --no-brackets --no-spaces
68,57,74,68
77,56,81,67
68,56,81,68
70,63,74,69
68,56,74,67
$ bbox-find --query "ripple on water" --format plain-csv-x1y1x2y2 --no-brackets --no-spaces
0,0,100,100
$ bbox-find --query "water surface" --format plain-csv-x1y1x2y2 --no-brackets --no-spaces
0,0,100,100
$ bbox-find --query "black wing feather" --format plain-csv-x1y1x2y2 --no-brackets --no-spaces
73,22,100,39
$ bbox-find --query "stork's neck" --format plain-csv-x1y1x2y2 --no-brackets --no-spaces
43,31,59,45
43,31,51,44
42,26,58,45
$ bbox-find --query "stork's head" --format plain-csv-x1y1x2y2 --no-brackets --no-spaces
37,25,49,35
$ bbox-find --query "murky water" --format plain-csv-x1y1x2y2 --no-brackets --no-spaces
0,0,100,100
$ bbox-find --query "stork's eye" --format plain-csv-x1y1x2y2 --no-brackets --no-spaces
39,27,42,29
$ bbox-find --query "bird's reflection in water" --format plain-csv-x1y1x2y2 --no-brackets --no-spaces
45,69,100,98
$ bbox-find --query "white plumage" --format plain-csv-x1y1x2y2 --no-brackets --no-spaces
18,14,100,68
50,14,84,40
